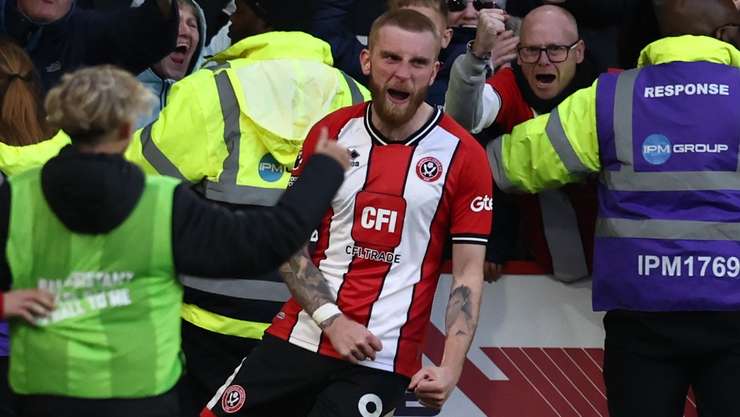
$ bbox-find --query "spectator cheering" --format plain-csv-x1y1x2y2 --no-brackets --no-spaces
0,0,180,91
136,0,206,128
446,5,599,282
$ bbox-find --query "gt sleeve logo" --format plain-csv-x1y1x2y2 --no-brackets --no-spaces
470,195,493,212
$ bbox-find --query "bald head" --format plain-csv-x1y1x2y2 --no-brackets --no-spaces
521,5,579,43
655,0,740,39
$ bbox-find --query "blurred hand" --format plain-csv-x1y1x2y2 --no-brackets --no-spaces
472,8,507,58
491,30,519,69
314,127,350,170
2,289,55,324
484,262,504,282
409,365,459,409
323,313,383,363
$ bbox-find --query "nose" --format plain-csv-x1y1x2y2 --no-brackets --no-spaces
392,62,412,81
537,49,552,66
462,1,477,18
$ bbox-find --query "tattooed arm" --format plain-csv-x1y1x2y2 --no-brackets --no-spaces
278,247,335,316
409,243,485,409
279,247,383,363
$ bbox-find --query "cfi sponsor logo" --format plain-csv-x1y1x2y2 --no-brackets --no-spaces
221,385,247,414
416,157,443,182
258,154,287,182
470,195,493,212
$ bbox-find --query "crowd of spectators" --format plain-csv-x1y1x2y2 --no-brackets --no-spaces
0,0,739,416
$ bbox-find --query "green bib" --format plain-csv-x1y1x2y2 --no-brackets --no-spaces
6,168,182,399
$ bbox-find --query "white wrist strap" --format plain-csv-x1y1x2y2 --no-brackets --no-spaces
312,303,341,325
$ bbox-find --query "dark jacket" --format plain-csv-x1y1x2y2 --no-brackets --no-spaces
0,146,343,290
0,0,180,91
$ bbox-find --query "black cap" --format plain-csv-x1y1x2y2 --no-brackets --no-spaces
244,0,308,31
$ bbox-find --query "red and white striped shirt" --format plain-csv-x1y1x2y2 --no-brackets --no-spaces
267,102,493,377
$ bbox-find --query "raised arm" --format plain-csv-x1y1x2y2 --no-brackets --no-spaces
487,81,601,193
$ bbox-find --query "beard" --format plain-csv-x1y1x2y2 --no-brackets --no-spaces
368,74,429,128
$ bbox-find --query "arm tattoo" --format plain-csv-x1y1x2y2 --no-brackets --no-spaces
279,249,335,315
445,285,476,337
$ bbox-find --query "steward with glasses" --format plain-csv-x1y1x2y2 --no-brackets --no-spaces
445,4,600,282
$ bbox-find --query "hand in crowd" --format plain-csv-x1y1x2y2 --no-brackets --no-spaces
491,30,520,69
472,8,507,59
409,365,459,409
484,262,504,282
314,127,351,170
2,289,55,324
323,313,383,364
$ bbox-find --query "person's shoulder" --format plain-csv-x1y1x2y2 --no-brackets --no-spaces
438,113,489,161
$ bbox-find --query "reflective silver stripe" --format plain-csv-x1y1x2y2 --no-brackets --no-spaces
180,275,291,303
140,123,186,180
545,108,589,175
538,190,589,282
198,69,285,205
216,71,241,187
198,181,284,205
602,170,740,192
596,217,740,241
613,68,640,167
486,137,514,191
339,70,365,104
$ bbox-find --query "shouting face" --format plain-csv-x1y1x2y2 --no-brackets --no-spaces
361,24,440,128
153,3,200,81
517,6,584,100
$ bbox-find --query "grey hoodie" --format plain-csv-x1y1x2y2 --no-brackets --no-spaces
135,0,207,129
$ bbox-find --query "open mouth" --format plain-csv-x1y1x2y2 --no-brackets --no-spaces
387,88,411,103
170,44,190,65
535,74,556,84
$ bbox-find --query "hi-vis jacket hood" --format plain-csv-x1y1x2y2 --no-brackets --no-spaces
637,35,740,68
125,30,369,206
206,31,346,166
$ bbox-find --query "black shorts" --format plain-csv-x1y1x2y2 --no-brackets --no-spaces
202,334,410,417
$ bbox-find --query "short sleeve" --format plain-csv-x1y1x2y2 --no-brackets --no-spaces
449,142,494,245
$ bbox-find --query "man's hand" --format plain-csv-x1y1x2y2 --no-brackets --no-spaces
472,8,507,58
491,30,519,69
484,261,504,282
322,314,382,364
314,127,350,170
409,365,460,410
2,290,55,324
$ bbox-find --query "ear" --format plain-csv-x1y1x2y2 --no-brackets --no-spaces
716,24,740,49
441,28,453,49
428,60,441,87
574,39,586,64
360,48,372,77
117,121,133,142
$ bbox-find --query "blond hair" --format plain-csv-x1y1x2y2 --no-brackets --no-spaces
45,65,155,143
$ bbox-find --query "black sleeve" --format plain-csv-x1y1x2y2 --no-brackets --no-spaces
486,183,519,264
0,180,10,292
172,154,343,278
82,0,179,74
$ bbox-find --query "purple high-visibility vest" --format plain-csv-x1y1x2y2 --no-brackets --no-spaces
593,61,740,311
0,321,8,356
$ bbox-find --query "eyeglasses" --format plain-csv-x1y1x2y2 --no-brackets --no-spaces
517,41,580,64
447,0,498,13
